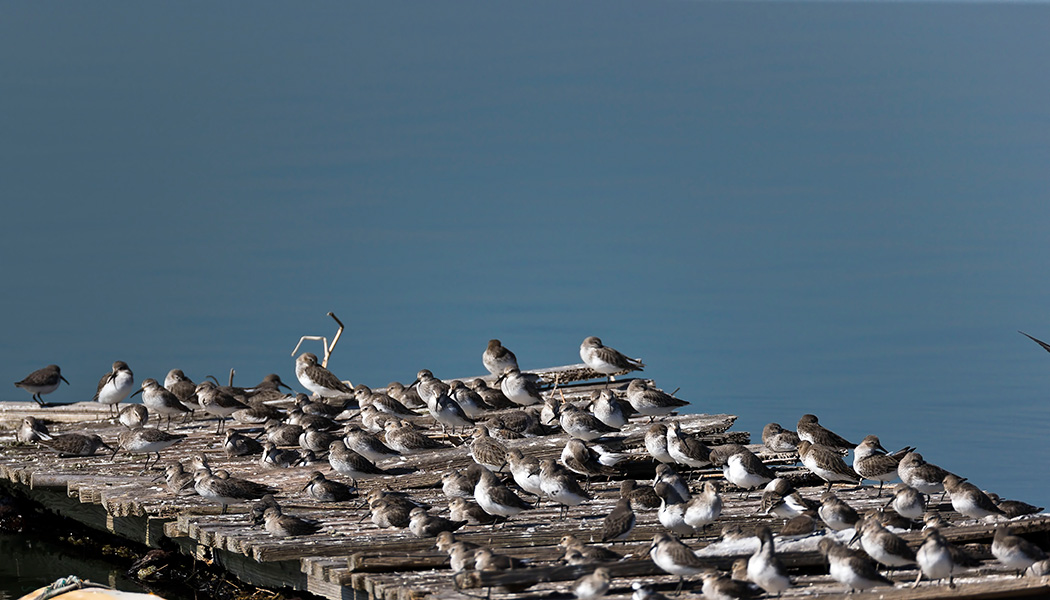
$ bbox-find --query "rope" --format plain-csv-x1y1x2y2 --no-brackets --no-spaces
32,577,113,600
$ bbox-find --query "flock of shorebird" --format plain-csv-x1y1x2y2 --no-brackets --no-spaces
7,336,1050,598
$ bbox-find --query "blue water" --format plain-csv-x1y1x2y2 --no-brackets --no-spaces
2,4,1050,587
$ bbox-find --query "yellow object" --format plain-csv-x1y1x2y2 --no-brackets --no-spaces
18,582,164,600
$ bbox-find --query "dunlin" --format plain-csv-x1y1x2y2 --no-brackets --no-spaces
14,364,69,406
915,527,977,588
885,483,925,520
329,440,389,486
898,452,951,495
666,421,711,469
470,424,509,472
302,471,355,502
992,526,1048,576
39,433,112,457
383,420,450,454
560,534,624,562
747,526,791,595
562,438,617,478
262,506,321,537
475,466,533,518
574,567,612,600
654,481,694,536
722,447,775,496
449,379,488,419
93,361,135,415
369,497,412,529
344,425,400,463
853,435,913,495
193,380,244,433
761,423,800,454
483,339,518,377
796,414,854,452
426,389,474,436
469,378,517,410
852,515,916,569
193,467,277,514
299,424,340,453
589,389,629,429
601,497,637,542
655,463,692,504
115,427,185,470
818,491,860,531
16,416,48,443
119,404,149,430
474,547,527,570
684,481,723,533
625,380,687,420
818,537,894,592
295,352,352,399
408,507,467,538
557,401,620,441
645,424,675,464
442,467,481,499
506,448,544,498
621,479,662,510
648,533,705,592
261,441,301,469
798,440,859,492
164,369,198,411
942,474,1005,521
499,367,545,407
265,421,304,446
448,497,500,525
164,463,196,496
631,582,670,600
580,336,644,378
761,478,817,521
539,458,592,516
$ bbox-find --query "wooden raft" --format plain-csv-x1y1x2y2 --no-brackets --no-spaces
1,364,1049,600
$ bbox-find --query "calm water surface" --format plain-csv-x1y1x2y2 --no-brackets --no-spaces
2,1,1050,592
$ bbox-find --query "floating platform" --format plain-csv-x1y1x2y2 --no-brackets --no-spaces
1,364,1049,600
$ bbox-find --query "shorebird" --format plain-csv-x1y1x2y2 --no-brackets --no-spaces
193,467,277,514
448,379,488,419
761,423,800,454
357,385,417,419
992,526,1048,576
539,458,592,516
798,440,859,492
16,416,49,443
722,447,775,497
818,537,894,592
446,541,480,572
15,364,69,406
93,361,135,416
265,420,304,446
470,425,509,472
796,414,854,452
299,424,340,453
580,336,645,379
295,352,353,399
39,433,112,457
747,526,791,595
585,390,627,430
684,481,723,534
818,491,860,531
645,424,675,464
898,452,951,495
383,420,450,454
426,389,474,436
557,401,620,441
574,567,612,600
915,527,978,588
506,448,544,499
647,533,706,593
666,421,712,469
631,582,670,600
131,378,191,430
344,425,400,463
262,506,321,537
114,427,185,471
625,380,688,421
560,534,624,563
621,479,661,510
194,380,246,433
562,438,617,479
852,515,917,569
655,463,692,504
601,497,636,543
988,493,1044,518
409,507,467,538
223,430,262,458
119,404,149,430
483,339,519,376
761,478,817,521
441,468,480,499
498,367,545,407
302,471,355,502
885,483,926,520
448,497,500,525
474,547,527,571
164,369,198,414
942,474,1005,521
470,378,517,410
328,440,389,486
853,435,913,495
475,467,532,519
164,463,196,496
369,497,413,529
261,441,301,468
655,482,694,536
